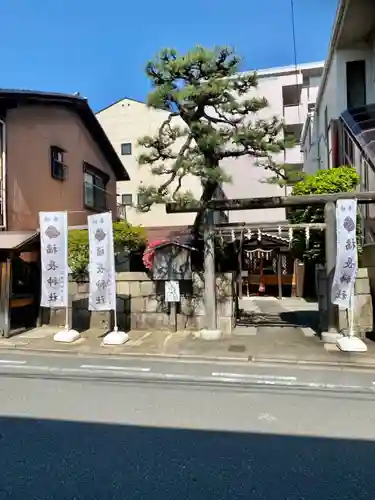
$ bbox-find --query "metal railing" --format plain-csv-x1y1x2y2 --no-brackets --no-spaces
0,178,5,228
117,204,127,221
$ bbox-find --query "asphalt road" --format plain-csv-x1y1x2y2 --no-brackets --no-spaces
1,353,375,499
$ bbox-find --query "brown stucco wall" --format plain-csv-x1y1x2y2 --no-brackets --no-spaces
6,105,118,230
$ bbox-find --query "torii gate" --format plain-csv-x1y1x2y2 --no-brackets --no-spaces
166,190,375,341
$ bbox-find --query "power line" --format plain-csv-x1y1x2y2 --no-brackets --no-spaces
290,0,298,71
290,0,301,134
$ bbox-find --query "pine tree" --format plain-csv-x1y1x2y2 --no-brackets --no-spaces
137,46,293,212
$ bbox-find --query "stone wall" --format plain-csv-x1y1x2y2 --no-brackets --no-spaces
316,266,373,337
41,272,235,334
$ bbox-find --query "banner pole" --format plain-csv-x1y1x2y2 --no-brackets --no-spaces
101,210,128,346
64,210,69,331
336,198,366,352
110,210,118,332
348,289,355,338
113,308,118,332
50,210,79,343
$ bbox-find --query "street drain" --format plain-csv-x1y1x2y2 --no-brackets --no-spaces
228,344,246,353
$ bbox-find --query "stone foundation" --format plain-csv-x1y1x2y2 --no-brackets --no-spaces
41,272,235,334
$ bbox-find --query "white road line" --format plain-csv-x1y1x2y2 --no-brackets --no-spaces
0,365,51,371
0,364,370,392
0,359,26,365
80,364,151,372
211,377,296,386
211,376,367,390
0,365,150,375
0,365,81,372
306,382,365,390
212,372,297,381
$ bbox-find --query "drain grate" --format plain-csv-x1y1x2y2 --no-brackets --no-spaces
228,344,246,353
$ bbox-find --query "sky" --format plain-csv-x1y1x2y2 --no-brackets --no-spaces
0,0,337,112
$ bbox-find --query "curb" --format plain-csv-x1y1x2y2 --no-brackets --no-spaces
0,344,250,364
2,344,375,371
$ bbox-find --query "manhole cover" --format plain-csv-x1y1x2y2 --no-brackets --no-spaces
228,344,246,353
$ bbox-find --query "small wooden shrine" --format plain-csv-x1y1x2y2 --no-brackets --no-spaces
242,231,298,298
218,225,306,299
152,241,194,281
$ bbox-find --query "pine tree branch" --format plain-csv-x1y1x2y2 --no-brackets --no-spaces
152,133,194,195
220,148,268,158
203,108,241,127
138,45,293,214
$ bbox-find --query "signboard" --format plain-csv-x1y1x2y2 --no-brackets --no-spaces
165,280,180,302
39,211,68,308
331,199,358,309
88,212,116,311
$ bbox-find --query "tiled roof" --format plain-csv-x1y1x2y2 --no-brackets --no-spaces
0,89,128,181
146,225,193,244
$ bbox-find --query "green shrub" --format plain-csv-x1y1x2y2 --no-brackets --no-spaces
288,166,360,263
68,221,147,280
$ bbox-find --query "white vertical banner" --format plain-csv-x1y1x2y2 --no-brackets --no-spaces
331,199,358,309
39,211,68,308
88,211,116,311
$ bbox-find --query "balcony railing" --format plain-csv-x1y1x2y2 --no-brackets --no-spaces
338,117,375,243
285,146,303,164
0,179,4,228
283,104,305,126
117,204,127,221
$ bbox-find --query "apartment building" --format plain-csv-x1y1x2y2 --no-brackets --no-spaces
302,0,375,174
301,0,375,236
96,99,203,240
97,61,324,233
222,62,324,224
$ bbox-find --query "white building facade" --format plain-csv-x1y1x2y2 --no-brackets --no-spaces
97,61,323,232
301,0,375,237
223,62,323,224
96,99,202,233
302,0,375,175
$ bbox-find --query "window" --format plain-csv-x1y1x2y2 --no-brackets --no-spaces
117,194,132,220
284,124,303,145
83,163,109,211
137,193,147,207
324,106,329,138
343,129,354,166
302,75,309,87
121,143,132,155
50,146,67,180
282,84,302,107
324,107,333,169
121,194,133,206
346,60,366,109
308,103,315,113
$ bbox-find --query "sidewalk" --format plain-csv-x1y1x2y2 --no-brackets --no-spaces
2,324,375,369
